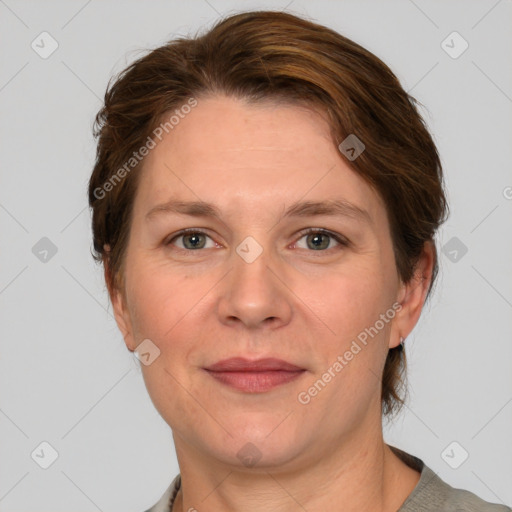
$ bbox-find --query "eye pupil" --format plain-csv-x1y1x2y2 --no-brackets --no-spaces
183,233,206,249
307,233,330,250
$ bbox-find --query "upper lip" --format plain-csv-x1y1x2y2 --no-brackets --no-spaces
205,357,304,372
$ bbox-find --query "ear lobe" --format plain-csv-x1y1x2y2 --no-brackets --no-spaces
389,241,435,349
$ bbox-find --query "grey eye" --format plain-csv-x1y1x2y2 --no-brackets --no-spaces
306,232,331,250
169,231,215,250
296,231,341,251
181,232,207,249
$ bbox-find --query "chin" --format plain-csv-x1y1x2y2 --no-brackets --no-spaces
209,422,306,468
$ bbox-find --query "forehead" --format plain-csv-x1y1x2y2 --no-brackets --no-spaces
134,95,385,221
156,95,333,166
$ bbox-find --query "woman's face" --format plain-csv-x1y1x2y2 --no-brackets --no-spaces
111,95,428,470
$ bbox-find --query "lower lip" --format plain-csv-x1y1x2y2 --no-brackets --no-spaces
204,369,305,392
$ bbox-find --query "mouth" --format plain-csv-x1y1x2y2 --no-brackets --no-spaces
203,357,306,393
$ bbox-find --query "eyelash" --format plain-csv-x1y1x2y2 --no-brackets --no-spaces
165,227,349,252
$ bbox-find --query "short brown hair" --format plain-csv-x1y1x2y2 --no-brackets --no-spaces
88,10,448,417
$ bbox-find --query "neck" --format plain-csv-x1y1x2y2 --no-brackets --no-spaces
171,416,420,512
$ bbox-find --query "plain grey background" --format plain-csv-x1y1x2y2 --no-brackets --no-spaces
1,0,511,510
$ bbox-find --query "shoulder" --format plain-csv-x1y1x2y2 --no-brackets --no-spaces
143,474,181,512
392,446,511,512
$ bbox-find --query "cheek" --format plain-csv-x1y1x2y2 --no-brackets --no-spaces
303,262,395,392
301,275,393,423
311,262,393,338
128,264,214,428
124,257,206,342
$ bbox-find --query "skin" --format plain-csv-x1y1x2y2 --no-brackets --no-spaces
108,95,434,512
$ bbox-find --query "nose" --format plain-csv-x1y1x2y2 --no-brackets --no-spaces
216,242,293,330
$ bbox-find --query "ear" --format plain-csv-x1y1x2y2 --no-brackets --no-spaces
389,240,435,349
103,250,136,353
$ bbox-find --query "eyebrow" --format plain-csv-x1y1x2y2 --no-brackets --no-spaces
145,198,372,225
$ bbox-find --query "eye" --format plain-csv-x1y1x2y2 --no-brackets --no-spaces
165,228,347,252
294,228,347,251
166,229,217,250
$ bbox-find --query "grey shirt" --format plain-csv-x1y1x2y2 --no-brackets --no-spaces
144,445,511,511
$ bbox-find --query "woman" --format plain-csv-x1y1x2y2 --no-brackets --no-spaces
88,10,511,512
